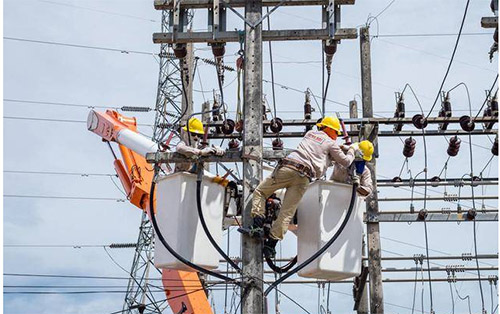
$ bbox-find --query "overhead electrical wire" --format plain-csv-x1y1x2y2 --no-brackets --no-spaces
38,0,158,23
425,0,471,119
4,37,156,56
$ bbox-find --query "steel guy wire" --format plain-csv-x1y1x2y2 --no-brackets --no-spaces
425,0,471,119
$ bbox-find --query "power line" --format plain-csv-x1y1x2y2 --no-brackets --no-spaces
425,0,471,118
4,244,108,248
4,98,119,109
376,32,492,38
3,194,126,202
38,0,158,23
376,38,496,74
4,170,116,177
3,273,198,281
4,37,156,56
4,116,154,128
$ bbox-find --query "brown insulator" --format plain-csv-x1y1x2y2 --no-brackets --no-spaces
459,115,475,132
403,137,416,158
272,138,284,150
447,136,461,157
269,118,283,134
412,114,428,129
228,139,240,149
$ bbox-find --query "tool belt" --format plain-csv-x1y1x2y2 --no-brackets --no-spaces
281,158,314,178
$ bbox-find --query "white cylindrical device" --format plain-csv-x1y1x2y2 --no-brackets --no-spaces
116,128,158,158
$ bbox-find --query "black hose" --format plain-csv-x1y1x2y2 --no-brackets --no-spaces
148,173,237,283
264,184,357,297
195,169,242,272
321,72,331,117
265,256,298,274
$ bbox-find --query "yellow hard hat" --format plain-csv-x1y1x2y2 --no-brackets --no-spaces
316,116,342,134
359,140,374,161
182,117,205,135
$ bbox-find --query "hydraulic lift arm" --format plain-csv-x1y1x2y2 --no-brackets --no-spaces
87,110,213,314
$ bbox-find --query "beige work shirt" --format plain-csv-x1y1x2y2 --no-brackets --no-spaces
330,163,373,196
175,131,202,172
286,130,355,179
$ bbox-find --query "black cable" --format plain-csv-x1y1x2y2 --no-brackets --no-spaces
322,73,331,117
195,168,241,272
4,37,156,56
425,0,471,119
266,6,277,118
264,184,357,297
265,256,297,274
473,74,499,120
148,169,237,283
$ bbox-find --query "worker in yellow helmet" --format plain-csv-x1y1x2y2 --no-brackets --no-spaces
175,117,225,172
330,140,374,196
239,116,361,259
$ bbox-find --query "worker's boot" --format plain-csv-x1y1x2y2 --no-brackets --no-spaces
263,238,279,259
237,216,265,238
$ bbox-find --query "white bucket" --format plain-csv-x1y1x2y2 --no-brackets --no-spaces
154,172,224,271
296,181,364,280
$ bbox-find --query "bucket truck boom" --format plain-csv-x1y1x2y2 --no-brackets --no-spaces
87,110,213,314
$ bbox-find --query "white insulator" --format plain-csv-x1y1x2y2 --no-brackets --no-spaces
116,128,158,158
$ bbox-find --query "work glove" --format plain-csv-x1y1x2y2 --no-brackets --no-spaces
340,144,350,152
347,142,361,156
356,186,371,197
200,147,215,156
212,146,226,156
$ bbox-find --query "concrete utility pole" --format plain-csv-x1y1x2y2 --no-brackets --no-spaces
181,42,194,125
241,1,265,313
360,26,384,313
350,99,369,314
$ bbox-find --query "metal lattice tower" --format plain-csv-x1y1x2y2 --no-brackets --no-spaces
122,212,167,314
122,9,188,314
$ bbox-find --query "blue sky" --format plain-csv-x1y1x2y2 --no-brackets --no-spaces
3,0,498,313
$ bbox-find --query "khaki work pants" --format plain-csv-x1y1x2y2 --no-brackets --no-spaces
251,166,310,240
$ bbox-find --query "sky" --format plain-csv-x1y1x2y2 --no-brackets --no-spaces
3,0,499,313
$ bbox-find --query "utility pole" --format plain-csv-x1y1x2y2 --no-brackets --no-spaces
360,26,384,313
181,42,194,125
350,99,369,314
241,1,265,313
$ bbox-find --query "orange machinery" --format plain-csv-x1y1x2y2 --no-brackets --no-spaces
87,110,213,314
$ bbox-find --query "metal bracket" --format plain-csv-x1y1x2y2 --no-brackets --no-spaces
327,0,335,38
364,213,379,223
220,0,287,29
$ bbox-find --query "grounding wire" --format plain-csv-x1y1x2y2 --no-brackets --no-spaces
425,0,471,119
